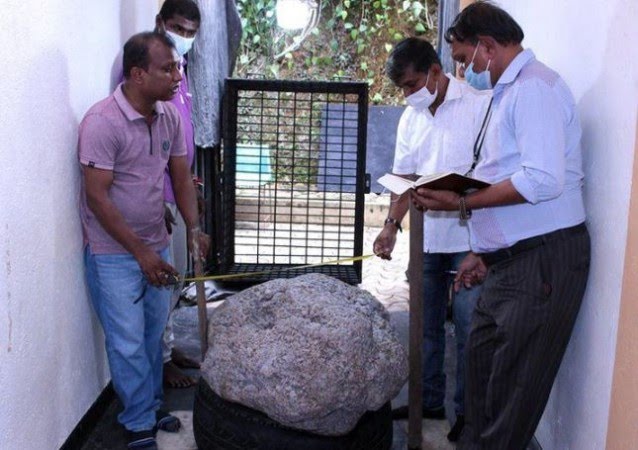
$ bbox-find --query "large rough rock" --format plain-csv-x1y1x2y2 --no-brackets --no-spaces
200,273,408,436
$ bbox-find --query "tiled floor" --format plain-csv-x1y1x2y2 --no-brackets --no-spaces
81,226,458,449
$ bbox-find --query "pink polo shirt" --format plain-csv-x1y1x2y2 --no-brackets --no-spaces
79,83,187,254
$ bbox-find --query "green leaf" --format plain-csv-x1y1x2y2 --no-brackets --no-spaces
385,43,393,52
372,93,383,103
359,23,367,32
393,32,403,40
344,0,351,7
357,43,366,54
373,1,381,8
344,22,354,30
360,61,368,70
253,34,261,44
240,54,249,64
415,22,426,32
341,10,348,20
402,0,411,11
350,29,358,39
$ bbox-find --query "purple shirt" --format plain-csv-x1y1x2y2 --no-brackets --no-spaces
163,59,195,203
79,84,187,254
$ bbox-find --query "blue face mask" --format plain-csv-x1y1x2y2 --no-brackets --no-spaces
464,44,492,91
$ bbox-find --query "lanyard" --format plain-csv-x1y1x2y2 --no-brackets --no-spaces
465,97,494,177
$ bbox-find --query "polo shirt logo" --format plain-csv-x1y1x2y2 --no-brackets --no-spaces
162,140,170,152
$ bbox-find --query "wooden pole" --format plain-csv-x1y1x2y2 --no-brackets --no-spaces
192,232,209,362
408,201,424,449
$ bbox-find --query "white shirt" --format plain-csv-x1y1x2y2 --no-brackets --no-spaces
469,49,586,253
393,74,492,253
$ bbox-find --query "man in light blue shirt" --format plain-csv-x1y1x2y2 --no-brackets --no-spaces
412,3,591,449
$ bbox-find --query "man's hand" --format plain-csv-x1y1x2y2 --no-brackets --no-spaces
134,246,178,287
188,227,211,262
196,191,205,217
412,188,460,212
164,205,177,234
453,252,488,292
373,226,397,260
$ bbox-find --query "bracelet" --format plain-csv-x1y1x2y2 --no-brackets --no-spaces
384,217,402,233
459,196,472,220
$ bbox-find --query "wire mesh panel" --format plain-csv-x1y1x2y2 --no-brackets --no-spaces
214,79,368,287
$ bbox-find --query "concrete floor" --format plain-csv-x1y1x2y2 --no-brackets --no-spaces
80,227,473,449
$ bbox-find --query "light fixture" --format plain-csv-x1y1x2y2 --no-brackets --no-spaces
274,0,321,59
276,0,315,30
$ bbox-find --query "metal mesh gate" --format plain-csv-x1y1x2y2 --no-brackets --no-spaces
212,79,369,287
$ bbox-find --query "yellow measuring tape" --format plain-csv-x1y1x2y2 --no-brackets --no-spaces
182,254,375,283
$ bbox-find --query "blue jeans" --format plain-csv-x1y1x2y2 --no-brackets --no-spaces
422,251,481,416
84,245,171,432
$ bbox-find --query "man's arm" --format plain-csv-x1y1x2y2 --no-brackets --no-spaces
168,155,210,260
83,165,176,286
412,178,526,212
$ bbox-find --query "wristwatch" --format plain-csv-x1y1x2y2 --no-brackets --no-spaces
384,217,403,233
459,195,472,220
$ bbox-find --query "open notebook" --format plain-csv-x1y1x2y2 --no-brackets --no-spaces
377,172,490,195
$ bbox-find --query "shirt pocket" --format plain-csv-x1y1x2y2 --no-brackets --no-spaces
441,125,475,173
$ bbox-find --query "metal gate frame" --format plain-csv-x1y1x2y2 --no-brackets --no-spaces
211,78,369,288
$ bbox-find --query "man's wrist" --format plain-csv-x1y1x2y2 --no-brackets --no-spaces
459,195,472,220
384,217,402,233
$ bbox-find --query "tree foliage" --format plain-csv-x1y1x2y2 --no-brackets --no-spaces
235,0,438,105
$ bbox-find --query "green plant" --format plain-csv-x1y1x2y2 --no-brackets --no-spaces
234,0,438,106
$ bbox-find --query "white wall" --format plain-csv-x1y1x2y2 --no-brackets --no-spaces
0,1,157,449
498,0,638,448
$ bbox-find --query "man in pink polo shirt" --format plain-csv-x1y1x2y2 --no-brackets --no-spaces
79,31,209,450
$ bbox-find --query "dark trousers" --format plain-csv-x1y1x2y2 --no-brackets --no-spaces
459,224,590,450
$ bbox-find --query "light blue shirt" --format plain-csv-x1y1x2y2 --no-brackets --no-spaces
469,49,586,253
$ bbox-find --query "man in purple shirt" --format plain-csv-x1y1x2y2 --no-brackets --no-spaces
80,31,209,450
155,0,203,390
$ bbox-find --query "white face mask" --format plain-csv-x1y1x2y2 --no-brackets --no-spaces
405,73,437,109
166,30,195,56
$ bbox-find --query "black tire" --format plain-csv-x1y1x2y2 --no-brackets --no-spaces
193,378,392,450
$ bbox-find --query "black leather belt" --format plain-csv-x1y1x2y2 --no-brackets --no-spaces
479,223,587,267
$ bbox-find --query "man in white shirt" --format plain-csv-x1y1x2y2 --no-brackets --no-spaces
413,3,591,449
373,37,491,442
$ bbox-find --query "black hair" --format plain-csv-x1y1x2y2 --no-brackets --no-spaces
444,1,524,45
159,0,201,23
386,37,441,85
123,31,176,79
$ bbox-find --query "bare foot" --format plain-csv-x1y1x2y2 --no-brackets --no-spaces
163,361,196,388
171,347,201,369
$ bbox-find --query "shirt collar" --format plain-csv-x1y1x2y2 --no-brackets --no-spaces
495,48,535,87
443,73,463,103
114,83,165,121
